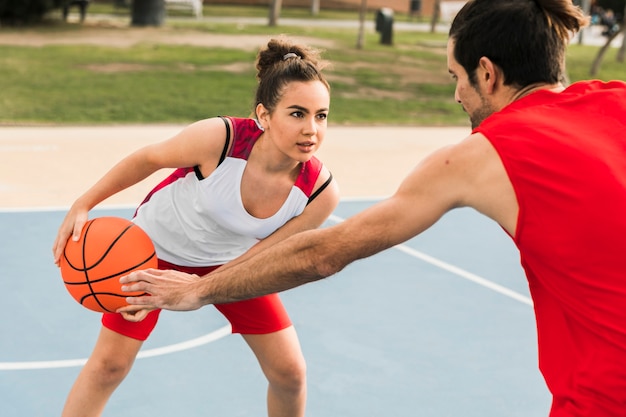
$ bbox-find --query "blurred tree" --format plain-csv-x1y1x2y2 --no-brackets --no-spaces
591,0,626,75
0,0,64,25
311,0,319,15
268,0,281,26
429,0,440,33
356,0,367,49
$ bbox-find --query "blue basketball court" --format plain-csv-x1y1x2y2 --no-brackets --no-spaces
0,199,551,416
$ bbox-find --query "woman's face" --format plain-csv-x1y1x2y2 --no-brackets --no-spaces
258,80,330,163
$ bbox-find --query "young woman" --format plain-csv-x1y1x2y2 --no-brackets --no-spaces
52,37,339,417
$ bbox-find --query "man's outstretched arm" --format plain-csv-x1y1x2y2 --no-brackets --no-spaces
119,138,492,312
119,196,414,311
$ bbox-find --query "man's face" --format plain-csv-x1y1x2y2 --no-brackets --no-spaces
446,39,496,129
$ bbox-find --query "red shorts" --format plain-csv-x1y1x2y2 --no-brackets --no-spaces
101,259,292,341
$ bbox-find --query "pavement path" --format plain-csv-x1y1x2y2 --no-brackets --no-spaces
0,124,470,209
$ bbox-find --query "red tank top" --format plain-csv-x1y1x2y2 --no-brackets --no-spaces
475,80,626,416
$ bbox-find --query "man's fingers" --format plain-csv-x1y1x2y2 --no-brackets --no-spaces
120,268,164,293
120,281,149,294
118,268,202,312
121,294,155,307
118,304,145,313
120,268,158,284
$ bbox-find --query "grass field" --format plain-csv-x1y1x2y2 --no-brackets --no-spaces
0,5,624,126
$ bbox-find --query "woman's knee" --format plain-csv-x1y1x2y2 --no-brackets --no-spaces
86,351,135,385
267,352,307,391
243,327,307,392
87,327,142,385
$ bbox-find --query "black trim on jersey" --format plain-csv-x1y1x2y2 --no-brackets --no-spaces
307,173,333,205
194,116,232,181
217,116,231,166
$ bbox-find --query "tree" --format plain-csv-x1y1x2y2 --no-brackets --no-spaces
590,0,626,75
618,28,626,62
268,0,282,26
0,0,64,25
356,0,367,49
430,0,441,33
575,0,592,44
311,0,320,16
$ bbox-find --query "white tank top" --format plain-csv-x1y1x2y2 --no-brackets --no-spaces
133,117,324,267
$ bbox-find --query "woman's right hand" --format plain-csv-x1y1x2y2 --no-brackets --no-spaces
52,204,90,266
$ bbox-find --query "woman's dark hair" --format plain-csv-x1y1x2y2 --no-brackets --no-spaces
449,0,588,88
254,37,330,115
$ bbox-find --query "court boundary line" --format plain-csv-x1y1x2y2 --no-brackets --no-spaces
393,244,532,305
327,213,533,306
0,325,231,371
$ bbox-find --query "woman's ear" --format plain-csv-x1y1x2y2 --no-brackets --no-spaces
256,103,270,129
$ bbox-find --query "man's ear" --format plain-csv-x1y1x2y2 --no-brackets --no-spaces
478,56,500,94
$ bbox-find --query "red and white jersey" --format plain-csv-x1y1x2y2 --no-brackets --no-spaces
134,117,324,267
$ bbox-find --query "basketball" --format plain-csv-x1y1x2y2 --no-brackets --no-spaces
59,216,157,313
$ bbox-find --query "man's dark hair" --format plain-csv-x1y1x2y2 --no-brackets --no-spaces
449,0,588,88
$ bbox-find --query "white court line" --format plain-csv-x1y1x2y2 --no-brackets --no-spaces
393,244,532,305
0,325,231,371
328,214,532,306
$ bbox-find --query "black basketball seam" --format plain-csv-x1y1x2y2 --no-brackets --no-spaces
89,221,138,311
63,251,157,285
62,221,138,273
82,219,108,311
81,219,133,311
80,291,149,313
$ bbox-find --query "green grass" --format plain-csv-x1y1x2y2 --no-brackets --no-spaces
0,43,258,123
0,7,624,126
567,43,626,82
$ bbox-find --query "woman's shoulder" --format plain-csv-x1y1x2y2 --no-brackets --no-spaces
223,116,264,159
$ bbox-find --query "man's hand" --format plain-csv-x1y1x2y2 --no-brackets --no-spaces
118,268,205,312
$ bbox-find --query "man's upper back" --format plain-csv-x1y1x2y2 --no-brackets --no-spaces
475,80,626,415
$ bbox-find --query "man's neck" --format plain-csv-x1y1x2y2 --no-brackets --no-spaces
511,82,565,103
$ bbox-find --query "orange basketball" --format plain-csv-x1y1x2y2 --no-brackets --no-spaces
59,216,157,313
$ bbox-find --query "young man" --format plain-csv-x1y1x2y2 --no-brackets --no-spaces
121,1,626,415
